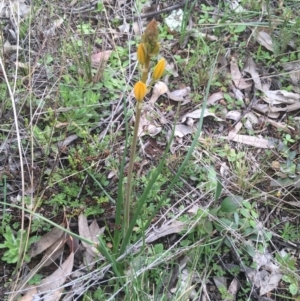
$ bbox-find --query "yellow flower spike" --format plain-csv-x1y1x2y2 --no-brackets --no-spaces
143,19,159,44
145,41,160,56
134,81,147,102
142,19,159,55
137,43,146,65
152,58,166,81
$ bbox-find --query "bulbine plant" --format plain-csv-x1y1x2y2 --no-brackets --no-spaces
124,20,166,232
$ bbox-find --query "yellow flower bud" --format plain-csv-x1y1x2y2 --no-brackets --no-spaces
134,81,147,102
152,58,166,81
137,43,146,65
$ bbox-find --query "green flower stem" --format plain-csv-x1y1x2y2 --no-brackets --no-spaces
124,101,143,233
124,51,150,233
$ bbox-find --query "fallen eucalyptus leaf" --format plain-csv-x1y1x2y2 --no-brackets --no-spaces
182,108,223,122
207,91,224,105
225,134,276,148
174,124,195,137
230,58,251,89
254,31,274,52
244,57,263,91
91,50,112,68
263,90,300,105
226,110,241,121
227,122,243,139
282,61,300,85
168,86,191,103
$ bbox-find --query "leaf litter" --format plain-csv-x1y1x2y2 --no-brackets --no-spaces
1,0,300,300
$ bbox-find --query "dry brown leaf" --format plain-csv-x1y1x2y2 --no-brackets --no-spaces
30,225,64,257
1,40,22,54
213,277,231,299
270,102,300,112
245,112,258,124
36,235,67,269
174,124,195,137
254,31,274,52
144,221,186,245
207,91,224,105
89,220,105,244
58,134,78,149
19,287,38,301
150,82,191,104
244,112,259,130
78,214,103,256
226,110,241,121
227,279,239,300
0,2,6,18
181,109,223,122
231,86,244,102
252,103,280,119
20,253,74,301
107,170,116,179
91,50,112,68
168,86,191,103
244,58,263,91
39,252,74,300
230,58,252,89
227,122,243,139
264,118,292,132
64,222,105,299
263,90,300,105
247,251,282,296
13,235,67,299
282,61,300,85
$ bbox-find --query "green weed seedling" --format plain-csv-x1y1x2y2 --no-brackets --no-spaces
198,4,215,24
0,226,38,264
277,252,299,296
280,222,300,242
